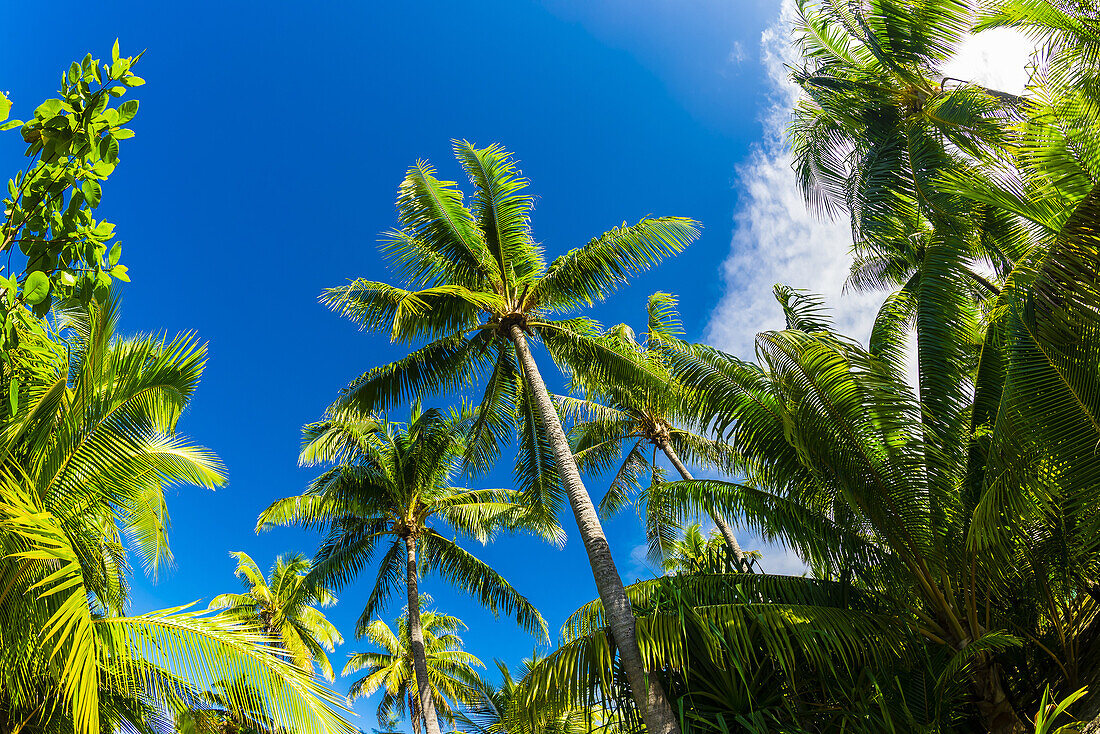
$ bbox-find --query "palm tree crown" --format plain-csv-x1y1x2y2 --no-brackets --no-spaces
345,603,482,733
209,551,343,681
561,292,747,566
258,404,552,638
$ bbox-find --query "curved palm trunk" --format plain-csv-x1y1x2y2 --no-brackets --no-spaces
655,438,751,572
510,326,680,734
404,534,442,734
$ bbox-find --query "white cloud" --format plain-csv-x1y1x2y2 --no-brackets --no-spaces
728,40,745,66
945,28,1034,96
705,2,1034,359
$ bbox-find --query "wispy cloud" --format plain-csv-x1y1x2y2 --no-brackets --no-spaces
728,40,745,66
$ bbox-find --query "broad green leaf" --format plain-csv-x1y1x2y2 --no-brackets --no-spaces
0,91,10,122
99,135,118,163
34,98,63,119
117,99,138,123
108,242,121,266
81,180,102,207
23,271,50,304
8,378,18,414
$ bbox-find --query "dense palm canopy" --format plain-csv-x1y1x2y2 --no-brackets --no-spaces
0,299,356,734
491,3,1100,733
210,551,343,681
6,3,1100,733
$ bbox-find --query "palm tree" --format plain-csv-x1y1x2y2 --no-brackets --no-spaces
455,655,608,734
209,551,343,680
257,403,553,734
0,298,355,734
656,257,1100,732
320,141,699,733
660,523,742,576
561,292,748,568
345,603,482,734
787,0,1032,493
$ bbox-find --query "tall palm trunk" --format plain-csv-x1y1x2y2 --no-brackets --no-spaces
972,655,1025,734
404,534,442,734
655,438,751,572
408,693,422,734
510,326,680,734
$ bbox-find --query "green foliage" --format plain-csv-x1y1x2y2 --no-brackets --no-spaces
321,141,698,515
0,297,355,734
258,404,554,642
0,44,140,373
209,551,344,681
346,602,483,730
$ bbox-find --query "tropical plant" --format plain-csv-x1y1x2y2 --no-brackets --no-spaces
345,603,482,734
660,523,742,576
209,551,343,681
0,44,140,374
456,654,619,734
0,298,356,734
257,403,553,734
562,292,748,569
787,0,1033,488
320,140,699,734
653,263,1100,732
523,569,919,733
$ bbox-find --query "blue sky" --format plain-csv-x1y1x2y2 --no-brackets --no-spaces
2,0,823,727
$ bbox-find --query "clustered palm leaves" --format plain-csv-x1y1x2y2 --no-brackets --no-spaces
562,292,750,570
0,298,355,734
258,403,553,734
210,551,343,681
345,602,482,734
5,3,1100,733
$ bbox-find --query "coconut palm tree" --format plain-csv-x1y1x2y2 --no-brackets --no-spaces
561,292,748,568
787,0,1034,492
656,252,1100,731
455,655,613,734
257,403,554,734
209,551,343,681
320,141,699,733
0,298,356,734
660,523,742,576
345,604,482,734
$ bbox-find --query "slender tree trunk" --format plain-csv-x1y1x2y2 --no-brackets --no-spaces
510,326,680,734
656,438,752,572
972,657,1026,734
404,534,442,734
409,693,422,734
